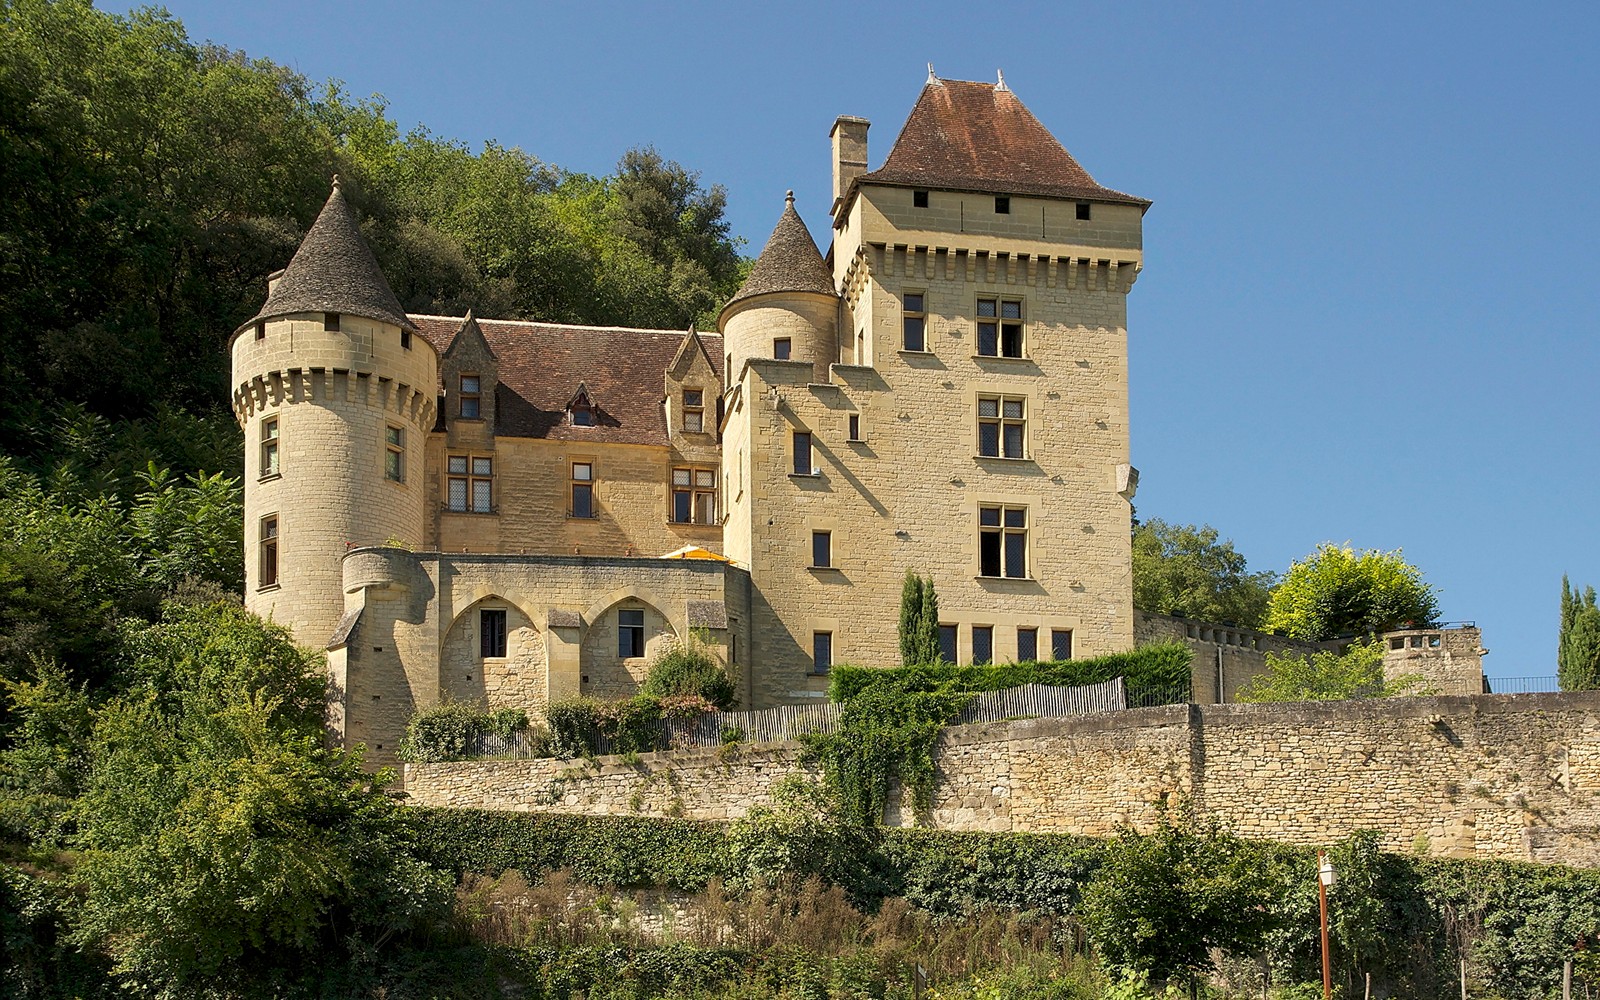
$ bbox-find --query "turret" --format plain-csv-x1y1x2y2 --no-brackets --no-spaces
229,177,438,651
718,192,839,385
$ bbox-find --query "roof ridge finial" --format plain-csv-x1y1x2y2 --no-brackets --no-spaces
785,189,795,208
331,172,342,192
995,69,1008,92
927,62,938,85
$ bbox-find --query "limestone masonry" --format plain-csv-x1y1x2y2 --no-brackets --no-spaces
232,75,1158,764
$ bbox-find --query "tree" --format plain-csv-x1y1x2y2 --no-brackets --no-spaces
1559,576,1600,691
1236,639,1424,703
1263,543,1438,641
898,571,941,666
1082,810,1281,987
1132,519,1277,628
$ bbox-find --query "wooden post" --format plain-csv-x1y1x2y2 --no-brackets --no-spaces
1565,958,1573,1000
1460,957,1468,1000
1319,851,1333,1000
1365,971,1372,1000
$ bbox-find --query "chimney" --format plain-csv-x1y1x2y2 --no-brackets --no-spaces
266,268,286,296
830,116,869,216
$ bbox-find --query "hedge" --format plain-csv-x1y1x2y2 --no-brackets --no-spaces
826,643,1194,704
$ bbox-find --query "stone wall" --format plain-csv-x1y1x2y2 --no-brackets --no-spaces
404,691,1600,866
1133,611,1338,702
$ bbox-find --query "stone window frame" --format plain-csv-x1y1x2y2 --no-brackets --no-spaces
258,514,279,590
938,624,958,664
847,412,862,442
570,460,595,519
977,393,1027,460
682,388,705,434
811,530,832,569
773,337,792,360
791,431,815,477
977,503,1029,580
479,607,508,659
259,416,280,480
384,425,405,483
458,373,482,420
1051,629,1073,661
971,624,995,664
812,630,833,675
1017,626,1039,662
976,296,1025,359
901,289,928,352
618,607,646,659
670,465,717,525
446,453,495,514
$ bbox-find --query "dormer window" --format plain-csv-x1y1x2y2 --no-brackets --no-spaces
572,406,593,427
568,383,596,427
683,389,704,433
459,375,481,419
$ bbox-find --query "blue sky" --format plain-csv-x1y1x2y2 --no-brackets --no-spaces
126,1,1599,681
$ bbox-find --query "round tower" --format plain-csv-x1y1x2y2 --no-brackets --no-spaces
229,177,437,651
719,192,839,384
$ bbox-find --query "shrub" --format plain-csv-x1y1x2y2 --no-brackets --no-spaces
639,631,737,709
397,700,530,763
826,643,1194,706
545,695,713,757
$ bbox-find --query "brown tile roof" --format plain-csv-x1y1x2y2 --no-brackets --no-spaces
723,193,837,311
410,316,723,445
239,179,414,336
857,78,1149,210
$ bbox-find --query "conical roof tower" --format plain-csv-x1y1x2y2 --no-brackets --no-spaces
723,191,837,311
718,192,839,383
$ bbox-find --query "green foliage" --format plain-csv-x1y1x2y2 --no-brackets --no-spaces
398,701,531,763
897,570,942,666
1236,639,1423,703
639,631,737,709
544,694,719,758
1132,519,1277,629
1558,576,1600,690
0,661,92,844
828,643,1195,705
1082,810,1282,984
1263,543,1439,641
726,776,887,901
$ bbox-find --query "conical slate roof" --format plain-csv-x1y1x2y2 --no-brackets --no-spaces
240,178,414,334
861,78,1149,207
724,193,836,310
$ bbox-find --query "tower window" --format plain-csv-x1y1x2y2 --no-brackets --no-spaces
994,196,1010,214
972,625,994,665
812,631,833,675
1051,629,1074,661
913,189,929,208
323,312,340,332
902,292,926,352
774,338,792,360
255,321,266,341
977,395,1026,459
1076,202,1092,221
401,330,412,350
259,515,279,588
459,375,481,419
976,298,1025,358
385,426,404,482
447,455,493,513
847,413,861,441
1017,627,1038,662
979,504,1028,579
618,609,645,658
480,609,507,658
682,389,704,433
259,418,280,478
811,530,832,569
570,462,594,518
792,431,813,476
671,467,717,524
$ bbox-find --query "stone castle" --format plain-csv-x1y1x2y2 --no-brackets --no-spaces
230,74,1483,766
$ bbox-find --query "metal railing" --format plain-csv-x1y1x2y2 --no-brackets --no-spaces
1482,675,1562,694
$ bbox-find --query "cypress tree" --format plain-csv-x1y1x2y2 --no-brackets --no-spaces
1559,576,1600,691
899,570,924,666
916,574,942,664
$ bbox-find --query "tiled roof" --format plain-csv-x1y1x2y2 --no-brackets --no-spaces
410,316,724,446
240,179,414,336
724,193,837,310
859,79,1149,208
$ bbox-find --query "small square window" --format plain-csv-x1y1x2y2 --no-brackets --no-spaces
994,196,1010,214
1075,202,1091,221
480,609,507,658
324,312,340,332
913,189,929,208
774,338,792,360
812,631,833,674
812,530,832,568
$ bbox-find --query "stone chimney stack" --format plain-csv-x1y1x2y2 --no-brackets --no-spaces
830,116,869,215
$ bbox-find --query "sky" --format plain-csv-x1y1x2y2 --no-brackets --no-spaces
121,0,1599,683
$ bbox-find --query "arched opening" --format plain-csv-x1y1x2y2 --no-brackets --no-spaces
580,595,676,700
440,596,547,713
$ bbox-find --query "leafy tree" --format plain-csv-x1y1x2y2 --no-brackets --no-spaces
1237,639,1423,703
640,630,737,709
1263,543,1438,641
1083,810,1281,987
897,571,941,666
1558,576,1600,691
1132,519,1276,628
0,660,93,843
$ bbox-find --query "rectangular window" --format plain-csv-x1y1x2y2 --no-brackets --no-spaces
812,530,832,568
1076,202,1092,221
671,467,717,524
260,418,280,478
619,609,645,658
972,625,993,665
913,189,929,208
1051,629,1074,661
1017,627,1038,662
977,395,1026,459
401,329,412,350
774,338,792,360
323,312,340,332
848,413,861,440
813,631,833,674
385,426,404,482
480,609,507,658
259,515,279,588
902,292,926,352
976,298,1024,358
459,375,481,419
939,624,957,664
994,196,1010,214
792,431,813,475
683,389,704,433
979,504,1028,578
571,462,593,518
254,321,266,341
447,455,493,513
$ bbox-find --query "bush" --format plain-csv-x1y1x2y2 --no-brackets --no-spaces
397,701,531,763
639,631,737,709
826,643,1194,706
